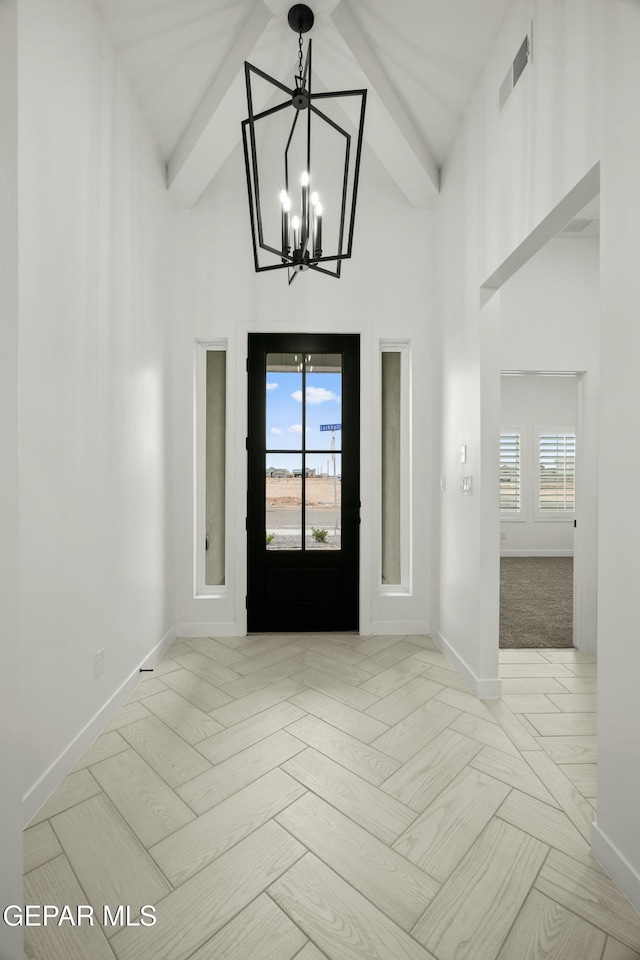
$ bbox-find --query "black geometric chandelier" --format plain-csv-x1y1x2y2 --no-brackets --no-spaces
242,4,367,283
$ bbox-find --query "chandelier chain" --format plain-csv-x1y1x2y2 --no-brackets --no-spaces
298,31,304,85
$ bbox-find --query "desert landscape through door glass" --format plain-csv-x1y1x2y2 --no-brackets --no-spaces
266,352,342,551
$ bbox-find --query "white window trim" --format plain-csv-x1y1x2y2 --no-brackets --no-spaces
499,426,525,521
194,339,229,598
379,340,412,596
535,424,576,522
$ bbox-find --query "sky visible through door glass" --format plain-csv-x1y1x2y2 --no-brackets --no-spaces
266,370,342,475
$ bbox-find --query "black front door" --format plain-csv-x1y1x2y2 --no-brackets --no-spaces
247,333,360,632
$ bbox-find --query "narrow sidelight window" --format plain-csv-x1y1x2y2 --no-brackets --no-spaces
205,350,226,585
195,342,227,595
380,342,410,592
381,352,401,584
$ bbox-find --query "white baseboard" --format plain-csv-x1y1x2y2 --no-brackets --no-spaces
176,622,246,638
177,621,430,639
592,822,640,913
367,620,430,636
177,621,431,639
500,550,574,557
23,625,176,826
430,626,502,700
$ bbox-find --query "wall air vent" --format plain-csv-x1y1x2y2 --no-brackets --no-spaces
512,35,530,85
562,218,594,233
499,28,532,112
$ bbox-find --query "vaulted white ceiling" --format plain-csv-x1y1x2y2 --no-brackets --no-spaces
95,0,512,208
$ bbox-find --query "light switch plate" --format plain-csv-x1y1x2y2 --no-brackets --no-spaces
461,476,473,495
460,444,467,464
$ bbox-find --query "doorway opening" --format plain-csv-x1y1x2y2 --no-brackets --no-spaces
247,333,360,632
479,165,600,663
499,372,578,648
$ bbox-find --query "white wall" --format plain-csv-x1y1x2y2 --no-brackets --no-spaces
19,0,176,820
173,143,433,638
433,0,602,695
500,373,577,555
0,2,23,955
593,0,640,912
433,0,640,909
500,238,600,372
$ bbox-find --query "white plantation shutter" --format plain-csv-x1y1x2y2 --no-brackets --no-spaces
539,433,576,513
500,433,521,513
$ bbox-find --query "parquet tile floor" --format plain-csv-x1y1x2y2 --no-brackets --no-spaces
23,635,640,960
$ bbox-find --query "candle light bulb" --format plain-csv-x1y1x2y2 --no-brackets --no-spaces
310,191,319,206
300,173,310,250
313,203,323,258
280,191,291,261
292,214,301,252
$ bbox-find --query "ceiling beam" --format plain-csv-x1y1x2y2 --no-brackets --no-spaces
330,0,439,207
167,1,273,208
167,0,440,209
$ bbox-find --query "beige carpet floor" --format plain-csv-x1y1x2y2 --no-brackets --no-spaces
500,557,573,649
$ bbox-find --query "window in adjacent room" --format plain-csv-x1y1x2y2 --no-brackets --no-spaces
499,431,522,515
537,431,576,517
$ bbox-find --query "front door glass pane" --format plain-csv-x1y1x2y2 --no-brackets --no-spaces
304,354,342,450
266,455,302,550
266,354,303,450
306,453,341,550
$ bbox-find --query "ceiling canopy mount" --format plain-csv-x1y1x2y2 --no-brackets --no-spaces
287,4,314,35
